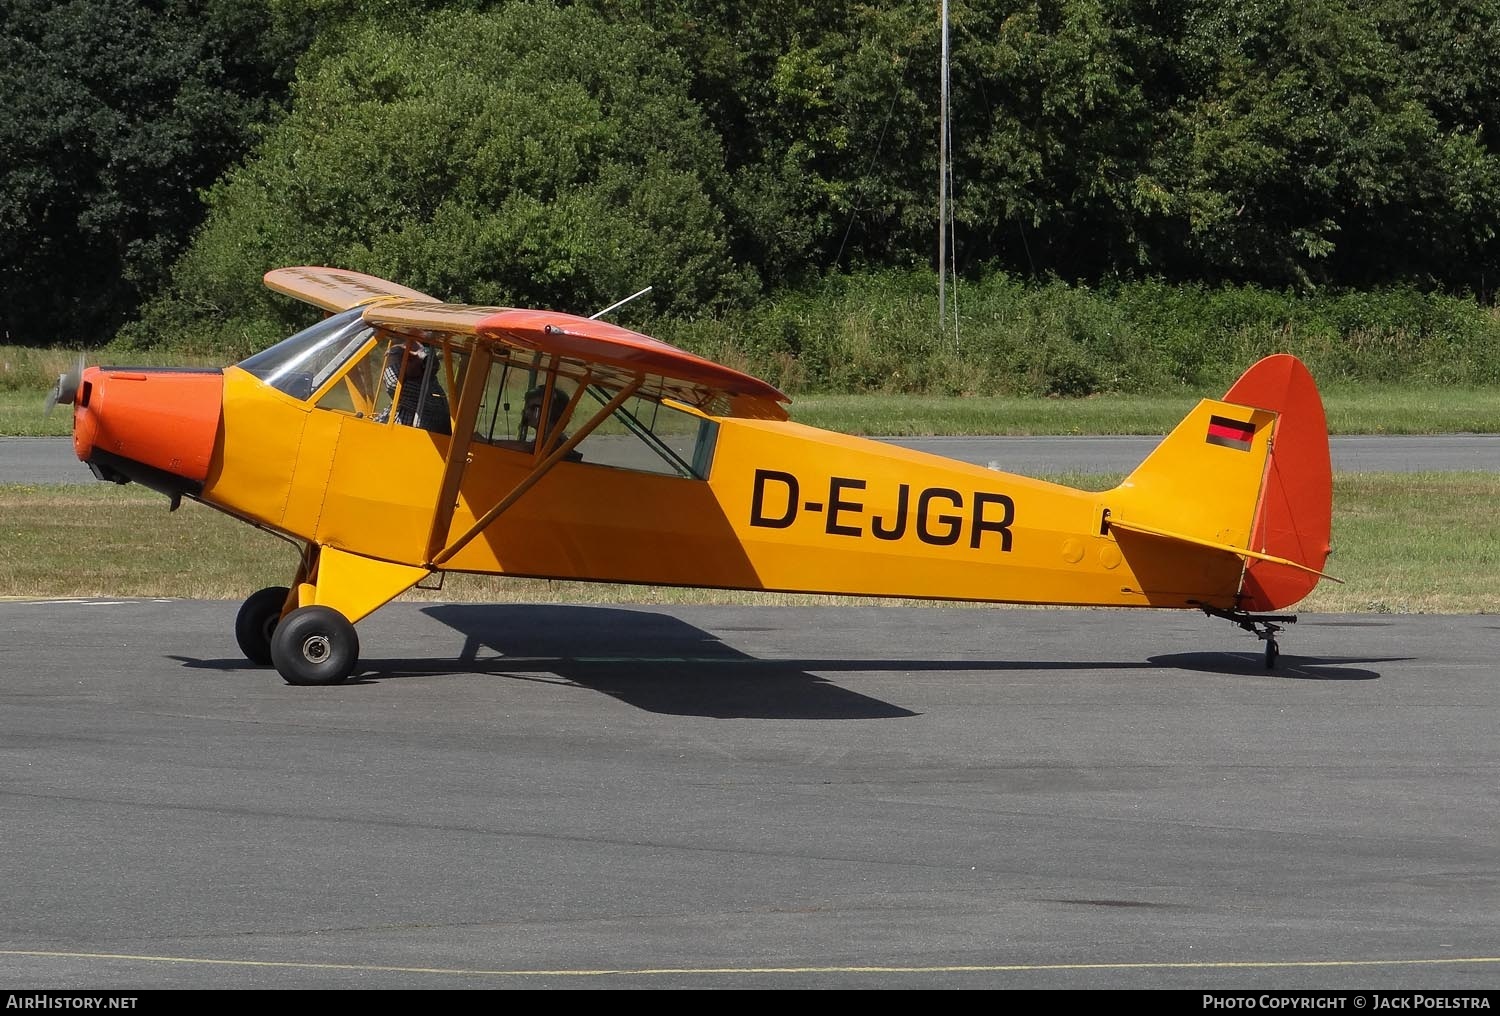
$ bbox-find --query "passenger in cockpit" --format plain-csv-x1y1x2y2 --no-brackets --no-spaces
493,385,578,459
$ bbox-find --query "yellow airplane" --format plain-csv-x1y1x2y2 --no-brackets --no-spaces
52,267,1335,684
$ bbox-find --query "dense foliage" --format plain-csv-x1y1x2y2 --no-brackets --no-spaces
127,2,748,350
4,0,1497,387
0,0,306,342
607,0,1500,292
656,271,1500,396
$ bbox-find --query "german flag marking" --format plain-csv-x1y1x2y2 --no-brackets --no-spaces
1206,415,1255,451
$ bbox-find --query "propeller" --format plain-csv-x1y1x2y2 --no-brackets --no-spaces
43,353,87,419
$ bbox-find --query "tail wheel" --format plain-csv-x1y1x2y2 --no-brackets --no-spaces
235,586,291,665
270,606,360,686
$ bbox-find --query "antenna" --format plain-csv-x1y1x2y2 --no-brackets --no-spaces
589,286,653,321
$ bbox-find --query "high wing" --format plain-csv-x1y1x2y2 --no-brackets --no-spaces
360,299,790,421
263,267,436,312
265,267,789,420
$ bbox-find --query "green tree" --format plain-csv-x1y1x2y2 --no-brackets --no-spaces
596,1,944,282
609,0,1500,291
136,2,751,350
944,1,1162,277
0,0,305,343
602,2,1174,280
1141,0,1500,288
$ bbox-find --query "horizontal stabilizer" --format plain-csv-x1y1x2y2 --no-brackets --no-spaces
1107,516,1342,582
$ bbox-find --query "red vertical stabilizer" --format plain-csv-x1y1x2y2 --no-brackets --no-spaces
1223,355,1333,611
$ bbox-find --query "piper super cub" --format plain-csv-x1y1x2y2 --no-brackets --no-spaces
50,267,1335,684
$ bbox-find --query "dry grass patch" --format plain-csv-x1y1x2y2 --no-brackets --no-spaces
1,474,1495,613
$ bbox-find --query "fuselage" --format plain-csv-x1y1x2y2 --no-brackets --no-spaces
183,364,1242,610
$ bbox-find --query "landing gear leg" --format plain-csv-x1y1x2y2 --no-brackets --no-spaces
263,544,427,687
1199,606,1296,670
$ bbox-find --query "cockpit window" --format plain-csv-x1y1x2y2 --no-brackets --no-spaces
371,335,460,435
470,350,716,478
570,385,717,478
238,306,375,400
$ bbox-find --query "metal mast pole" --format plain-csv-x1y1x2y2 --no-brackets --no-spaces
938,0,950,335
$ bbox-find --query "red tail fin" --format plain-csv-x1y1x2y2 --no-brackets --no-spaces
1223,355,1333,610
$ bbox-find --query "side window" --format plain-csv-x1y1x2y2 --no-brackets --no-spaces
370,335,466,435
472,354,575,455
468,351,717,478
570,386,718,479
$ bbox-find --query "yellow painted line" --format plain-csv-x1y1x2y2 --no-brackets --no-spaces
3,949,1500,978
0,597,176,605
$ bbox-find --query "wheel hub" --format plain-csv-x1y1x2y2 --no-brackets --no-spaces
300,634,332,664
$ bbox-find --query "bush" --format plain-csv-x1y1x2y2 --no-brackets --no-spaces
127,2,749,351
654,270,1500,395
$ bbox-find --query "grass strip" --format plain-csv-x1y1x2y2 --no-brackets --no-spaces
1,474,1493,613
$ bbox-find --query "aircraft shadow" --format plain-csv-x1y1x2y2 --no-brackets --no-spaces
358,653,920,719
164,605,1397,715
1148,652,1396,681
407,604,1391,712
410,603,916,719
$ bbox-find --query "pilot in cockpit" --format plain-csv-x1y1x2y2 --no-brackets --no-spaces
379,338,452,435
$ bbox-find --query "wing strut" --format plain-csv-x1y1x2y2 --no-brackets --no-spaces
430,378,643,567
424,343,494,564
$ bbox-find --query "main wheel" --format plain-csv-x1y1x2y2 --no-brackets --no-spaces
270,605,360,686
235,586,291,665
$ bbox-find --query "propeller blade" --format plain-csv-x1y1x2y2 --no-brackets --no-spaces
43,353,86,419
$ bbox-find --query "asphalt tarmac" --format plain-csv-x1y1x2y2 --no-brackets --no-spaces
4,433,1498,485
2,599,1497,989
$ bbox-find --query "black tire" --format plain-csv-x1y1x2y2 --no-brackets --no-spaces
270,606,360,686
1265,640,1280,670
235,586,291,665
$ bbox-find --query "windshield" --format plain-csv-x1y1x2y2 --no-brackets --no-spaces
238,306,376,400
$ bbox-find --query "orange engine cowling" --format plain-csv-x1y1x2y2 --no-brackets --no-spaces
72,367,223,499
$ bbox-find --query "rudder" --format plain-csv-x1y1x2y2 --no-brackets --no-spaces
1223,354,1333,610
